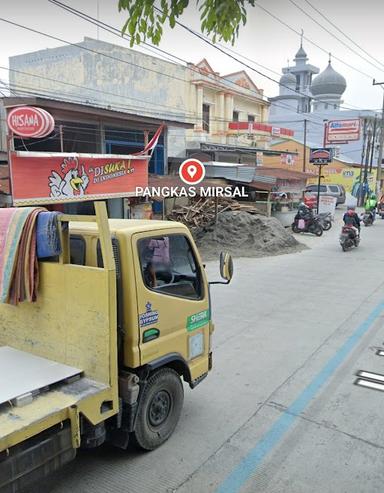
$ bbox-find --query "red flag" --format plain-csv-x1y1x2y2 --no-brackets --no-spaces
134,124,164,156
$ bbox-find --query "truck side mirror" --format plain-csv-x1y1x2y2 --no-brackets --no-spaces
219,252,234,283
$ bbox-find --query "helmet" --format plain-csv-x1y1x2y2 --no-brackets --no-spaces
347,205,355,211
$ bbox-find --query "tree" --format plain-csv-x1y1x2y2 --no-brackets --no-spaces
118,0,255,46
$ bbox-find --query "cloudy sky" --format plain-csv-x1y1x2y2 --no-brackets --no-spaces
1,0,384,112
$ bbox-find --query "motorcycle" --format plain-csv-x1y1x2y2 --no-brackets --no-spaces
362,211,374,226
378,203,384,219
340,225,360,252
292,216,323,236
315,212,332,231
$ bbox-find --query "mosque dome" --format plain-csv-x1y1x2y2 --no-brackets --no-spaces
310,62,346,96
280,72,296,86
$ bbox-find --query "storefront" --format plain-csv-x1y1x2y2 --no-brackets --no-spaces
2,96,191,215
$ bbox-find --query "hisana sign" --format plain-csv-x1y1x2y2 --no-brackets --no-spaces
7,106,55,138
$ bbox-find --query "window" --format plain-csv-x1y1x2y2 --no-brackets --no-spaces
202,104,210,133
138,235,202,300
248,115,255,123
70,235,86,265
307,185,327,193
233,111,239,122
329,185,340,193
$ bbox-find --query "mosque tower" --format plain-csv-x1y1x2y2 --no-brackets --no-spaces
310,54,347,112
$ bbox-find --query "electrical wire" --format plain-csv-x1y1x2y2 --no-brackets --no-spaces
163,7,373,112
253,1,375,81
287,0,384,74
302,0,384,70
39,3,337,119
1,77,304,128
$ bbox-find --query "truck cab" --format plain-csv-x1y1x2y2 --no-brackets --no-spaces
0,204,232,491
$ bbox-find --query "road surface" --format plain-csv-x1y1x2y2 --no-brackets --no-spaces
46,212,384,493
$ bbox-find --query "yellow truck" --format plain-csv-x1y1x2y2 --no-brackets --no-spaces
0,203,233,492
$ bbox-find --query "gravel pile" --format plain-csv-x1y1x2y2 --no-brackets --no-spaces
195,211,306,260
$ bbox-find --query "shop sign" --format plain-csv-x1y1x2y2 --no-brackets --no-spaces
309,148,332,165
325,119,360,144
7,106,55,138
10,151,148,206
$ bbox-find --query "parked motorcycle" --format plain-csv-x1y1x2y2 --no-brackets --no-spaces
362,211,374,226
292,216,323,236
340,225,360,252
378,203,384,219
315,212,332,231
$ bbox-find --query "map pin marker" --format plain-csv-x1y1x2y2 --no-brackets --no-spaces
188,165,197,178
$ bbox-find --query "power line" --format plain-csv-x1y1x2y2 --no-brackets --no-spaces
1,77,304,129
15,2,352,122
163,6,372,112
287,0,384,75
42,1,337,120
0,15,318,122
253,1,375,81
302,0,384,70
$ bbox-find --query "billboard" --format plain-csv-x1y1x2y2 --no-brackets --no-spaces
10,151,148,206
309,148,333,165
325,119,360,144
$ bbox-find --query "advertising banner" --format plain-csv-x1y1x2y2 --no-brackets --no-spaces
325,119,360,144
10,151,148,206
318,195,337,217
309,148,333,165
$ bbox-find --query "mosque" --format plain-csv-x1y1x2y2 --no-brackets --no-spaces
268,40,376,165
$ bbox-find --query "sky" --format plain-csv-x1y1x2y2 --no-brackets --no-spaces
1,0,384,112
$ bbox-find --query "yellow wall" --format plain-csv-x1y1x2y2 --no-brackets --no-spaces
263,139,376,196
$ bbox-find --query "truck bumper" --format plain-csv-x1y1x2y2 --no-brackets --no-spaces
0,425,76,493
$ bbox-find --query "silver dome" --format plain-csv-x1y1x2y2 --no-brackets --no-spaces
280,72,296,85
310,62,346,96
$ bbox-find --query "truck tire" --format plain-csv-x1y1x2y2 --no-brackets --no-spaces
134,368,184,450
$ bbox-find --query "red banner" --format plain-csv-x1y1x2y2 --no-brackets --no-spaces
10,151,148,205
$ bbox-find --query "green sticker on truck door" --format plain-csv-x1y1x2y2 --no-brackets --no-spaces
186,310,210,332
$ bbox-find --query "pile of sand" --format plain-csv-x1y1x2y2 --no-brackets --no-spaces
195,211,305,260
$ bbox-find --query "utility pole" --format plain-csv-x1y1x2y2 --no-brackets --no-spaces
303,118,307,172
369,115,378,173
358,119,367,206
316,120,328,213
373,79,384,194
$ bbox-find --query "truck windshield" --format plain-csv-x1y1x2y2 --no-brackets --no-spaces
138,235,202,300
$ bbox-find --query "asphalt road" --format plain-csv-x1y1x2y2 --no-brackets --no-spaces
47,211,384,493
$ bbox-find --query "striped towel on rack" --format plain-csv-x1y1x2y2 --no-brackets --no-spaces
0,207,45,305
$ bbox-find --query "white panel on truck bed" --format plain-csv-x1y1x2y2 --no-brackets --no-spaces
0,346,82,406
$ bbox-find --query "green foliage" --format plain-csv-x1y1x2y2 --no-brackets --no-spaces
118,0,255,46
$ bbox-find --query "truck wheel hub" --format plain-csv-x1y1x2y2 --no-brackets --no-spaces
148,390,171,426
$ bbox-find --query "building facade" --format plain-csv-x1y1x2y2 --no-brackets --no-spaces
7,38,296,166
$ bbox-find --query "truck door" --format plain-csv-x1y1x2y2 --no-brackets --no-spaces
133,231,210,381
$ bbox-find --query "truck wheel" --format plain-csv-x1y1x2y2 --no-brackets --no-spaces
134,368,184,450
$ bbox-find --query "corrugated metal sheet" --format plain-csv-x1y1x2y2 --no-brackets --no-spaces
204,162,275,184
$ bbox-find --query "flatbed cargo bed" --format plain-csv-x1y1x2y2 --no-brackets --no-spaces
0,377,109,452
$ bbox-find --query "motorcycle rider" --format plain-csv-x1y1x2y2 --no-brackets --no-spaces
364,193,377,222
343,205,361,237
296,201,313,220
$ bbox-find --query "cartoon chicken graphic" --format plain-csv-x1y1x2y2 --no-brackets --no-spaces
49,157,89,198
